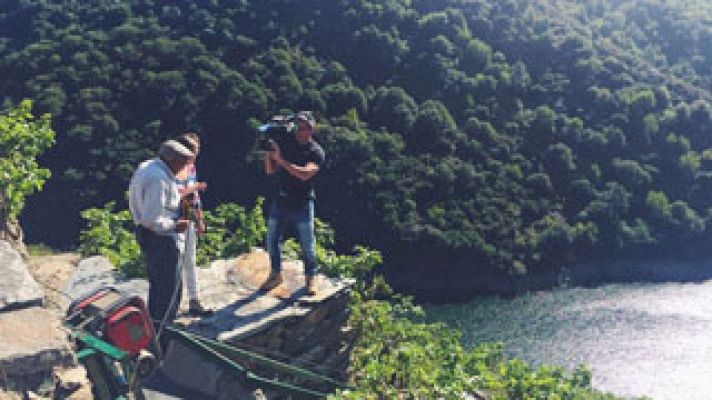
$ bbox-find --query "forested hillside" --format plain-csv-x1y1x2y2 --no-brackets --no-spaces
3,0,712,297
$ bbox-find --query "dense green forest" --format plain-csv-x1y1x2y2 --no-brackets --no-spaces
4,0,712,298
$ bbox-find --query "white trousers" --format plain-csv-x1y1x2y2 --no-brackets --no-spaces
181,221,200,300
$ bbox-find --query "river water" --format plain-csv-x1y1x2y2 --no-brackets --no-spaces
425,280,712,400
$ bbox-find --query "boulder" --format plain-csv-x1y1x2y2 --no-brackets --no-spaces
0,240,43,312
0,307,73,391
52,366,93,399
61,255,149,304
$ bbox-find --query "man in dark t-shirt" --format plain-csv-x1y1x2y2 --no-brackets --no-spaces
262,111,326,296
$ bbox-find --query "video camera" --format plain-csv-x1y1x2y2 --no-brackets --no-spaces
257,115,297,151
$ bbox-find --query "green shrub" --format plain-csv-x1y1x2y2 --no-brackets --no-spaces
0,99,55,224
78,202,144,277
78,198,268,276
198,197,267,265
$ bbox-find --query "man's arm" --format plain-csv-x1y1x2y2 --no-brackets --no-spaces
276,159,320,181
269,142,321,181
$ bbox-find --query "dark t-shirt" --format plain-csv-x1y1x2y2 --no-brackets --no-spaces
276,139,325,203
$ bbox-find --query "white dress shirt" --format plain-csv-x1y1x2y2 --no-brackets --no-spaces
128,158,182,238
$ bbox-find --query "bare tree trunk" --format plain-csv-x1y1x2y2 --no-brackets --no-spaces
0,196,29,260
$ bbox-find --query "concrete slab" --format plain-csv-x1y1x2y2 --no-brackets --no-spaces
175,249,351,342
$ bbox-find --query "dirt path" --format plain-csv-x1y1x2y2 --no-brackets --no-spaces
28,253,81,311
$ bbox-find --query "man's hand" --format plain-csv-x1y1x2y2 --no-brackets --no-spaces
175,219,190,233
264,144,278,175
181,182,207,198
195,209,206,236
266,141,320,181
269,142,283,165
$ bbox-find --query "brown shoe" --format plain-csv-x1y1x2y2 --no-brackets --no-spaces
260,271,283,291
306,275,317,296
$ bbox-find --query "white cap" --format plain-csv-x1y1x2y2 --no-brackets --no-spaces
158,139,194,160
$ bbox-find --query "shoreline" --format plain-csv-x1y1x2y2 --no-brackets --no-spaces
386,256,712,304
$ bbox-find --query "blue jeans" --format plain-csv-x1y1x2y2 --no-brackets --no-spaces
266,199,318,277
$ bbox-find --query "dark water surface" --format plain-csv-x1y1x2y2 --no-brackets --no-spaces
426,281,712,400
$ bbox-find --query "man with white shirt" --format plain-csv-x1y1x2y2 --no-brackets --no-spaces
128,139,193,325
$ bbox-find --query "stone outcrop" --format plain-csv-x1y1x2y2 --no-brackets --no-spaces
0,240,74,395
52,366,93,399
0,307,74,391
168,249,355,396
56,248,355,398
61,255,149,308
0,241,43,312
144,339,274,400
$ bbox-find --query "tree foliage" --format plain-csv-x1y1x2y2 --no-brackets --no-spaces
5,0,712,297
0,99,54,224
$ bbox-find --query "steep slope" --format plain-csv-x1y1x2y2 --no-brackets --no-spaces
2,0,712,297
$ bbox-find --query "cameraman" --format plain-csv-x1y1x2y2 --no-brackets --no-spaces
262,111,325,296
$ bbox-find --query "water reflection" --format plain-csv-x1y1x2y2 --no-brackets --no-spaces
426,281,712,400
